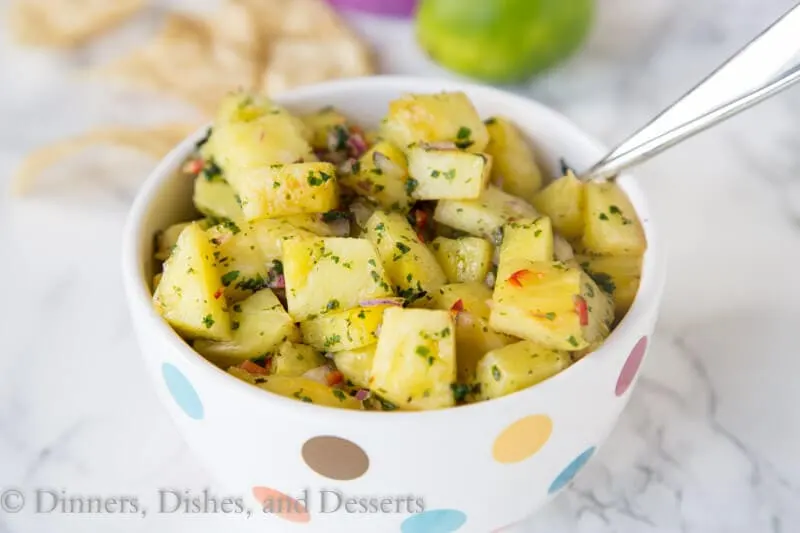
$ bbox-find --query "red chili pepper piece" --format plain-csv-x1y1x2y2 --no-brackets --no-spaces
449,298,464,318
507,269,529,288
415,209,428,231
326,371,344,387
574,295,589,326
213,287,224,299
240,360,268,375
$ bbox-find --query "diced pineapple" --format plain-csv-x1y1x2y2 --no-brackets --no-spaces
532,172,585,241
154,222,192,262
213,91,307,133
153,223,231,341
577,254,643,320
193,176,245,225
364,211,446,306
490,259,614,351
380,92,489,153
334,345,376,389
283,237,393,320
300,305,389,352
271,341,327,377
434,186,539,239
370,308,456,410
432,283,514,382
249,218,325,262
476,341,571,400
582,182,646,255
208,98,313,173
430,236,493,284
300,107,350,150
228,371,362,410
282,215,337,236
496,217,554,279
339,141,411,211
407,146,491,200
231,162,339,221
205,222,273,302
193,289,298,367
485,116,543,201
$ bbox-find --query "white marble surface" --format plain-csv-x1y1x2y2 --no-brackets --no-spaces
2,0,800,532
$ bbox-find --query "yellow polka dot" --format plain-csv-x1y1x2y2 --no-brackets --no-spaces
492,414,553,464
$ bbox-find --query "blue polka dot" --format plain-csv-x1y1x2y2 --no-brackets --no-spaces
401,509,467,533
162,363,204,420
548,447,596,494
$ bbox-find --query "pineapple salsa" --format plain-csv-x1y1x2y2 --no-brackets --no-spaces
151,90,647,411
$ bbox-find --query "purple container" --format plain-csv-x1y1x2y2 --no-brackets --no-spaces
327,0,417,17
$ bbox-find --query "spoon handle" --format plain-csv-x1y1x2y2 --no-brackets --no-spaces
578,3,800,182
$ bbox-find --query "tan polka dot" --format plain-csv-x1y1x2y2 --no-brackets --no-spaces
302,435,369,480
252,486,310,523
492,414,552,464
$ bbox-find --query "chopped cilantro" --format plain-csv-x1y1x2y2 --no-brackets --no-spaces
307,170,333,187
357,310,367,319
405,177,419,196
443,169,456,181
451,383,471,402
609,205,622,214
324,334,341,348
491,365,502,381
326,299,340,311
457,127,471,140
201,159,223,182
599,213,609,221
202,314,215,329
544,312,556,320
221,270,240,287
567,336,579,347
415,345,430,357
322,210,351,222
332,389,347,402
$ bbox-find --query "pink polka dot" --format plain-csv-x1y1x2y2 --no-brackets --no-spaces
615,336,648,396
252,486,310,523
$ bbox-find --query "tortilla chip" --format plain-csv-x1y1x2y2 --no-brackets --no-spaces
8,0,147,47
12,123,199,195
95,4,263,116
262,37,375,96
241,0,352,39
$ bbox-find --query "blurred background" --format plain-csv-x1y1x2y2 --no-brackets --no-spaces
2,0,800,532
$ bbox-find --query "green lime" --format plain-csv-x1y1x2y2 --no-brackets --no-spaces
416,0,594,83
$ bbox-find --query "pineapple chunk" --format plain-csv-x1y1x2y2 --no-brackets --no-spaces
490,259,614,351
228,369,362,410
430,236,493,284
532,172,585,241
577,254,643,320
300,305,389,352
154,222,192,262
300,107,350,150
334,345,376,389
249,216,330,262
208,101,313,173
434,186,538,239
153,223,231,341
193,176,246,225
370,308,457,410
213,91,308,134
485,116,543,201
283,237,393,320
432,283,514,382
496,217,554,279
476,341,571,400
407,146,491,200
340,141,411,211
271,341,327,377
380,91,489,153
364,211,446,306
193,289,298,367
582,182,646,255
230,162,339,221
206,222,273,302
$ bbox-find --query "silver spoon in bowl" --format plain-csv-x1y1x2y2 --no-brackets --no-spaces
576,2,800,182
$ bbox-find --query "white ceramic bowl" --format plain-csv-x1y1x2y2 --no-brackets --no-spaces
122,76,665,533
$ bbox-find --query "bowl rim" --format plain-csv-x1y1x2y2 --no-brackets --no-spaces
122,75,666,423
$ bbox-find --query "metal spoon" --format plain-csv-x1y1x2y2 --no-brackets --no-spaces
577,2,800,182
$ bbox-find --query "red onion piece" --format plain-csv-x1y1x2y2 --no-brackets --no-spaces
359,297,405,307
268,274,286,289
355,389,371,401
347,133,368,157
302,365,331,385
327,218,351,237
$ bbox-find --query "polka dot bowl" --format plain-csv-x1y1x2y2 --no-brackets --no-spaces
122,76,665,533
